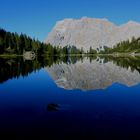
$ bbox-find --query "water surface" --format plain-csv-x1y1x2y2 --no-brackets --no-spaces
0,56,140,140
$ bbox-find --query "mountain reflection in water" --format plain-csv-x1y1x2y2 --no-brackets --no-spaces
1,56,140,90
1,55,140,140
46,56,140,90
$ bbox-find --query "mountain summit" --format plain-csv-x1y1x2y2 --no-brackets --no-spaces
45,17,140,51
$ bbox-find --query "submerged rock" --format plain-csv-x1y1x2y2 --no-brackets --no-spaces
47,103,71,111
47,103,59,111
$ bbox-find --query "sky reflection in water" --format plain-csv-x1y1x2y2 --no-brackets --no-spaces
0,56,140,140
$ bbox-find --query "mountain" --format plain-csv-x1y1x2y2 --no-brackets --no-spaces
45,17,140,51
46,57,140,90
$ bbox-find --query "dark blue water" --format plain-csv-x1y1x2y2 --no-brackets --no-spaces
0,56,140,140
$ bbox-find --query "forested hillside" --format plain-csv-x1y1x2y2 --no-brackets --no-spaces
0,28,83,55
102,37,140,54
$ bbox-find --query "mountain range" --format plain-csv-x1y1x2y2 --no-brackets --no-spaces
46,17,140,51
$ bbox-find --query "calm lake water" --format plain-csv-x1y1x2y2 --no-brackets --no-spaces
0,56,140,140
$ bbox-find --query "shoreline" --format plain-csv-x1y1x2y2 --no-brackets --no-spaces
1,53,140,58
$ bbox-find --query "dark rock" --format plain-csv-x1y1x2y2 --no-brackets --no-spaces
47,103,59,111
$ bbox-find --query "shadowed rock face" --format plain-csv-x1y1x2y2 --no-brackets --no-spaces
46,58,140,90
46,17,140,51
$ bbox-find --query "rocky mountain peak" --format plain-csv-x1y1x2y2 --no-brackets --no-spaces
45,17,140,51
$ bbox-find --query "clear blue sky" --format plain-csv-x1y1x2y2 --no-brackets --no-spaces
0,0,140,41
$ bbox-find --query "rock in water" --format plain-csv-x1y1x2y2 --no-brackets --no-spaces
47,103,59,111
45,17,140,51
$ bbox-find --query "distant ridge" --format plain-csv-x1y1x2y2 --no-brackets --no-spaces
45,17,140,51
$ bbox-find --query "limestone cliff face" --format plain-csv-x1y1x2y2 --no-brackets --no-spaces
45,17,140,51
45,58,140,90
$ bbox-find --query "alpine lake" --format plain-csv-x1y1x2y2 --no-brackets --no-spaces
0,55,140,140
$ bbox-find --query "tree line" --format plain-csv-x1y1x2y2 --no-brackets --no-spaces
0,28,43,55
0,28,87,55
1,28,139,55
100,37,140,54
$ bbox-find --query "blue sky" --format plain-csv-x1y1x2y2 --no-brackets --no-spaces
0,0,140,41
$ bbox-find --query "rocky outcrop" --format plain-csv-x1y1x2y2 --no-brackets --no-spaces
23,51,36,60
45,17,140,51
